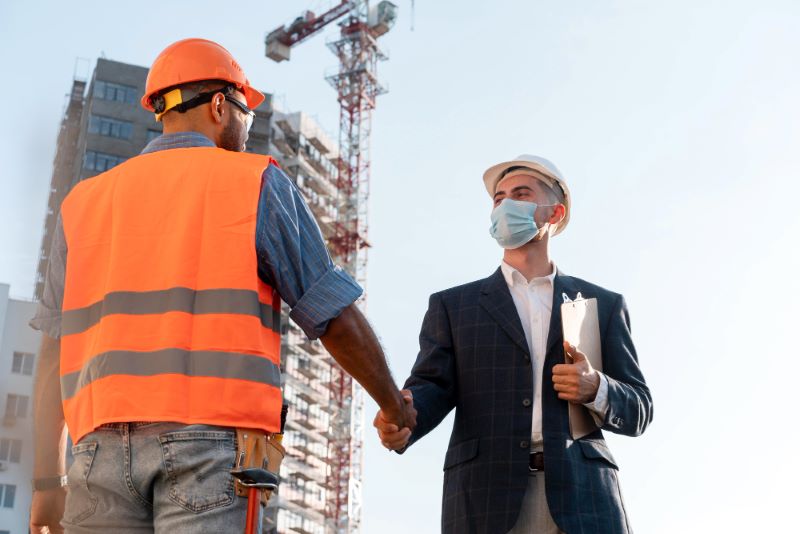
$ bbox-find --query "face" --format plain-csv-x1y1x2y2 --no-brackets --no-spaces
217,90,250,152
493,173,564,230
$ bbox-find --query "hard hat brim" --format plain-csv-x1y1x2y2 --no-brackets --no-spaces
242,85,266,110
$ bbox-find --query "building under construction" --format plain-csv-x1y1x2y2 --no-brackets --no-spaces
34,56,360,534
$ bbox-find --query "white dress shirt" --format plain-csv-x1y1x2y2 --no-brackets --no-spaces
500,261,608,447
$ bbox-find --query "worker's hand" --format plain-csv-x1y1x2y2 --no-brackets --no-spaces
552,341,601,404
30,487,66,534
379,388,417,433
374,389,415,451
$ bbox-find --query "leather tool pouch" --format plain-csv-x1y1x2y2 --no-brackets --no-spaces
234,428,286,505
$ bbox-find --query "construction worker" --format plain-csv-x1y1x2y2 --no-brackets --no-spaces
374,155,652,533
29,38,415,533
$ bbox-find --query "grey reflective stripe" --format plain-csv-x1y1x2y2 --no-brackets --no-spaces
61,287,280,336
60,349,281,400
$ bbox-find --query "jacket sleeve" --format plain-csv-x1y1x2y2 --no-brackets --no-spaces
399,292,458,452
600,294,654,437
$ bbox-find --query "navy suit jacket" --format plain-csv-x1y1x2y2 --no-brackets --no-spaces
401,268,653,534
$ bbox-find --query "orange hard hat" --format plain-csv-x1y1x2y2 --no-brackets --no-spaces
141,38,265,115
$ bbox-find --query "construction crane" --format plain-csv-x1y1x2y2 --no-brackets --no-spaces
265,2,398,533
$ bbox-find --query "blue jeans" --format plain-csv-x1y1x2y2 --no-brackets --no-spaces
62,422,259,533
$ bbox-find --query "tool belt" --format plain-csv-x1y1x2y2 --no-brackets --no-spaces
234,428,286,505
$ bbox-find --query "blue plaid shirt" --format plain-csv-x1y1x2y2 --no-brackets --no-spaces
31,132,362,340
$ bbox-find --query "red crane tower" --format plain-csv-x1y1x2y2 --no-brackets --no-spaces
265,2,397,532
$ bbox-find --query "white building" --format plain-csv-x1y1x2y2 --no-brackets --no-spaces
267,110,358,534
0,283,41,533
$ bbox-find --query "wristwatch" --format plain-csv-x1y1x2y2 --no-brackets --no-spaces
32,475,68,491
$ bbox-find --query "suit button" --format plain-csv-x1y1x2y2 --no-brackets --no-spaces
522,398,532,407
519,440,530,449
523,354,531,364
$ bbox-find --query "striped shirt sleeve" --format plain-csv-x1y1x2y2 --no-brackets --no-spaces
256,163,363,339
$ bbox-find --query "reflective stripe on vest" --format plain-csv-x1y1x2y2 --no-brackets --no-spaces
59,147,282,443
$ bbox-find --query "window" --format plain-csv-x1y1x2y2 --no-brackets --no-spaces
93,80,139,105
146,129,162,142
11,351,34,375
4,394,29,419
0,438,22,463
0,484,15,508
83,150,127,172
88,114,133,139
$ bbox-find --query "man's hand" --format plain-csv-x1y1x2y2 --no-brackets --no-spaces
552,341,600,404
373,389,416,451
30,487,66,534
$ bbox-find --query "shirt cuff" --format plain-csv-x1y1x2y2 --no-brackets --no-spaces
289,266,363,340
583,373,609,426
29,304,62,339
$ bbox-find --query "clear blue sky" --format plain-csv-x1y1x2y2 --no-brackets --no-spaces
1,1,798,532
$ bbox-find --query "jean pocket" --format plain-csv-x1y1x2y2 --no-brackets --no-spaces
159,429,237,513
63,442,99,525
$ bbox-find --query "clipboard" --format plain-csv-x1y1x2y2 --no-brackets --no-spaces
561,292,603,440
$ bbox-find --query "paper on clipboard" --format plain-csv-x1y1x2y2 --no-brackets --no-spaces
561,293,603,440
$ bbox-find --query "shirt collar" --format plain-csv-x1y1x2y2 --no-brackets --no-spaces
141,131,216,155
500,261,557,288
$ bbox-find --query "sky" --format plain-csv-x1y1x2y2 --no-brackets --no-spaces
1,1,799,532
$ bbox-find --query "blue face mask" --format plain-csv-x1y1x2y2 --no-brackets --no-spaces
489,199,553,249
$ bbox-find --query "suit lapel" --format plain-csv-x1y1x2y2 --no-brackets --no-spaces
478,268,530,355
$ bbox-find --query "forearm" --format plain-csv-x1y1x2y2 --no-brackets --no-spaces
320,304,404,417
32,335,67,477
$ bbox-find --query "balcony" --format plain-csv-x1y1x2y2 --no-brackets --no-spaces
272,135,296,158
295,358,318,380
303,172,338,199
299,338,321,356
275,117,298,138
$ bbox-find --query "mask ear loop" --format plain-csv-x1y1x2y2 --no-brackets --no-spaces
537,203,564,236
530,203,558,241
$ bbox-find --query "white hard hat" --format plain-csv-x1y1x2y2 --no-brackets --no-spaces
483,154,571,235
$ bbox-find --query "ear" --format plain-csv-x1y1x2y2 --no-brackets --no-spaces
210,92,226,124
548,204,566,225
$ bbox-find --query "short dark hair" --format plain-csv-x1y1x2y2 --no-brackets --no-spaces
538,180,565,206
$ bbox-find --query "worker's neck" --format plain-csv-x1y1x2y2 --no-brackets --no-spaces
162,122,219,147
503,239,553,281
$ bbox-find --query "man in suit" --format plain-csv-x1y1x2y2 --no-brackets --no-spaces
374,155,653,533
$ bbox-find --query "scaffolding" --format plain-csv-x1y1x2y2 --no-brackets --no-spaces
268,110,347,534
265,3,396,532
34,77,86,301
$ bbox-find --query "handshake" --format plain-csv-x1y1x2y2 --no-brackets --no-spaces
373,389,417,451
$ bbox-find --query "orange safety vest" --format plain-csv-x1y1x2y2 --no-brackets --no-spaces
59,147,282,443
